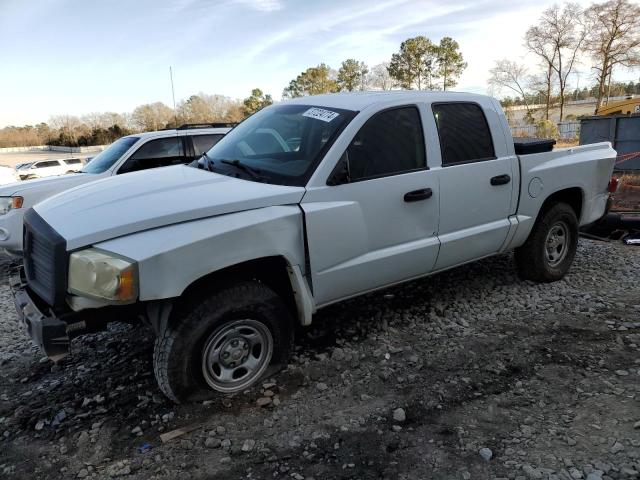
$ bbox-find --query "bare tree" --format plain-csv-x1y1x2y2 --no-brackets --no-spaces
526,3,586,121
367,63,394,90
130,102,174,131
488,59,532,114
584,0,640,112
525,25,557,121
177,93,243,124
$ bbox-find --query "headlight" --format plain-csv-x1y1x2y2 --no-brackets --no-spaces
68,248,138,302
0,196,23,215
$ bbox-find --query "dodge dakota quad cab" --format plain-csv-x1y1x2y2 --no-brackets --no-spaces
10,92,616,403
0,124,231,256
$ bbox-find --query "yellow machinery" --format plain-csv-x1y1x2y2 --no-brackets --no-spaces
595,96,640,116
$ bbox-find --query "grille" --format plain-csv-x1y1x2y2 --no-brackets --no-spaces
23,209,67,307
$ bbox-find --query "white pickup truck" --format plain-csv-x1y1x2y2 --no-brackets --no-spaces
11,92,616,403
0,125,231,255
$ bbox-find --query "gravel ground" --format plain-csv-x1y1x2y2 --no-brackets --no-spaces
0,239,639,480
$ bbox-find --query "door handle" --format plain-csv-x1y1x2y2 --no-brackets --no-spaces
404,188,433,202
490,174,511,186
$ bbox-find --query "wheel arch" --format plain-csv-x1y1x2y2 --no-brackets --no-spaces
538,187,584,223
148,256,315,335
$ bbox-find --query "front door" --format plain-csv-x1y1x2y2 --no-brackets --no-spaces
301,105,440,306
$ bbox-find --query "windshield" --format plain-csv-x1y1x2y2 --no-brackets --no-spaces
82,136,140,174
199,104,356,186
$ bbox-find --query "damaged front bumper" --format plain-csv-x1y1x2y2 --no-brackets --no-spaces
10,267,71,362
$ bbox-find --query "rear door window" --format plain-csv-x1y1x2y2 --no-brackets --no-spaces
191,134,224,157
432,103,495,166
118,137,184,174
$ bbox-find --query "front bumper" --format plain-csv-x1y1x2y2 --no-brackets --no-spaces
9,268,70,362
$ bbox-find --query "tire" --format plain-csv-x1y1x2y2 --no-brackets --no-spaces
514,202,578,283
153,281,294,403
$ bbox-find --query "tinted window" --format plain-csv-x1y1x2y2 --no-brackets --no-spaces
35,161,60,168
82,136,139,174
119,137,184,174
63,158,82,165
192,134,224,156
347,106,426,181
432,103,495,166
200,104,355,186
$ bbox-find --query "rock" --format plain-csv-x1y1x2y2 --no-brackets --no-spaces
316,382,328,391
204,437,221,449
77,469,88,478
331,348,346,361
610,441,625,454
567,437,577,446
633,420,640,429
256,397,272,407
241,439,256,452
522,465,543,479
615,370,629,376
479,447,493,461
76,431,90,449
586,473,603,480
569,467,583,479
621,467,638,477
131,426,142,435
221,439,232,449
392,408,406,423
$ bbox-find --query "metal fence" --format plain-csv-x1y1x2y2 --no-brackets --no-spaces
0,145,106,154
509,121,580,140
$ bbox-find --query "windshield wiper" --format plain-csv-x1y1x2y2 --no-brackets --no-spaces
220,159,263,181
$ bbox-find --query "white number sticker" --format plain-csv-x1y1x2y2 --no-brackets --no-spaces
302,107,340,123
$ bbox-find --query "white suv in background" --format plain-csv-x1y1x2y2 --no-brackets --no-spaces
0,124,232,255
16,158,83,180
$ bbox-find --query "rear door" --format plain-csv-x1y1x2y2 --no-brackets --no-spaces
301,105,440,306
431,102,518,270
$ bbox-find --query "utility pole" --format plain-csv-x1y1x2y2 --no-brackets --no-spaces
170,66,178,127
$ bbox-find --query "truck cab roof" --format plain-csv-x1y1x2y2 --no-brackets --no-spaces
284,90,490,111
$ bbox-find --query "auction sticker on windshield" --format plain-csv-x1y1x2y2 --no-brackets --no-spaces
302,107,340,123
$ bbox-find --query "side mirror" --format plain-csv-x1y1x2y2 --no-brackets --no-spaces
327,152,351,186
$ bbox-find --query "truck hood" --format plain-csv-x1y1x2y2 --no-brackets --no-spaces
34,165,306,250
0,173,95,198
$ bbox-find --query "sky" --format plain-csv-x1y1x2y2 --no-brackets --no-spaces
1,0,639,127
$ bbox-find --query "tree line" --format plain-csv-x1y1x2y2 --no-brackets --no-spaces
0,33,467,149
282,36,466,98
489,0,640,121
0,90,274,148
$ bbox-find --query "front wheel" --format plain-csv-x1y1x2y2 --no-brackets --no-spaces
514,202,578,283
153,281,294,403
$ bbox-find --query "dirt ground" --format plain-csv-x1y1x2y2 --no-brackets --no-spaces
0,239,639,480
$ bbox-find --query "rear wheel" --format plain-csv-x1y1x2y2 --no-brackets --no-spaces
514,202,578,283
153,281,294,403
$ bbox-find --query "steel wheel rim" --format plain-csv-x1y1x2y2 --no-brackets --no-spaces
545,221,570,267
201,319,273,393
